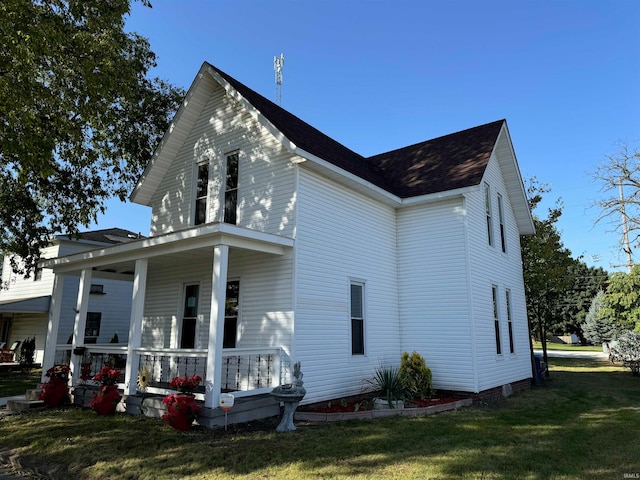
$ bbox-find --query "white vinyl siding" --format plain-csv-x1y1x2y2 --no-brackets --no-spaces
148,80,296,238
295,169,400,404
397,197,475,392
467,154,531,391
141,248,293,355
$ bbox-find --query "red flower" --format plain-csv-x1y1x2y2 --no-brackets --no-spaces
168,374,202,394
92,366,121,386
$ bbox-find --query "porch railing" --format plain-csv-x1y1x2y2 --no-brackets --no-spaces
135,346,283,398
53,345,128,384
52,345,284,399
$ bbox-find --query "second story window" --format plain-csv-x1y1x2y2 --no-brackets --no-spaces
484,183,494,247
195,163,209,225
224,152,239,225
497,193,506,253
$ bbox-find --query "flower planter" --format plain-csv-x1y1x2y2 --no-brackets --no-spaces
39,378,69,407
373,398,404,410
89,385,122,415
162,394,201,431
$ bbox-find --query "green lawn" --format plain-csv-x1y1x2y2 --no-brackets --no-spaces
532,341,604,352
0,368,41,397
1,358,639,479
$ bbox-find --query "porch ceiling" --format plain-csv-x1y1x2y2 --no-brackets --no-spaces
40,223,294,275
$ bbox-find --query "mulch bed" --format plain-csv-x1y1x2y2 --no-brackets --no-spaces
300,395,463,414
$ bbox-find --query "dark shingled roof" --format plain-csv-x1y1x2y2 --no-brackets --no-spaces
367,120,505,197
208,62,503,199
72,228,144,245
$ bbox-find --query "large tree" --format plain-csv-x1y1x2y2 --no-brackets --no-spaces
521,179,575,373
553,260,609,343
592,141,640,270
582,290,619,345
601,264,640,333
0,0,184,276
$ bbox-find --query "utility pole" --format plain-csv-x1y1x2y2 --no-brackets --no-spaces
273,53,284,106
619,178,633,272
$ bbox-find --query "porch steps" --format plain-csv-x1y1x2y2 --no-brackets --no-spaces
199,394,281,429
4,389,44,413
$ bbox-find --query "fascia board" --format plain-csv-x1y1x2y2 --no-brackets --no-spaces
130,65,212,205
293,147,401,205
399,185,480,207
41,224,293,273
205,67,299,153
492,123,535,235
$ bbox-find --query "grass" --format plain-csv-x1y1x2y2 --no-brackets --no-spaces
1,358,639,479
0,368,41,397
532,341,603,352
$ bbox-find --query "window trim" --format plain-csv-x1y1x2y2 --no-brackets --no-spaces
492,285,502,355
350,280,366,356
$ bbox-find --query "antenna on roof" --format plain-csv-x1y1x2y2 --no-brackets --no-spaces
274,53,284,106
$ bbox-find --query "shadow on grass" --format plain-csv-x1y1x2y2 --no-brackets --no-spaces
1,359,639,479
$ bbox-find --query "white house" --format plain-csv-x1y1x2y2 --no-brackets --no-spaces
0,229,138,364
40,62,535,420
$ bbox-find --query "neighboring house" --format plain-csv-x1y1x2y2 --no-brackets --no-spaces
0,229,139,364
41,62,535,420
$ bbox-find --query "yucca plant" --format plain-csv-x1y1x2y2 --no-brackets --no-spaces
367,364,404,408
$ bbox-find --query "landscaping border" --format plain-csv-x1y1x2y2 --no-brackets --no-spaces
295,398,472,422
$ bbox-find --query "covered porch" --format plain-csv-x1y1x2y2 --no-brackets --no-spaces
41,223,294,413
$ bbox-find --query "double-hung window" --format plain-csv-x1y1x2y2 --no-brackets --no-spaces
224,153,239,224
497,193,506,253
484,183,494,247
85,312,101,344
180,284,199,349
492,285,502,355
350,282,365,355
195,163,209,225
223,280,239,348
506,289,515,354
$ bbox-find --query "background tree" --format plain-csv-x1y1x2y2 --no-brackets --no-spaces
581,290,619,345
521,178,575,375
0,0,184,276
601,265,640,333
592,141,640,271
554,260,609,343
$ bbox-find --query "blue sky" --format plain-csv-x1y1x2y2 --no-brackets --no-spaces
92,0,640,272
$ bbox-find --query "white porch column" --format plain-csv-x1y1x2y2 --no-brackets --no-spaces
70,268,92,385
125,259,148,396
41,272,65,383
205,244,229,409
